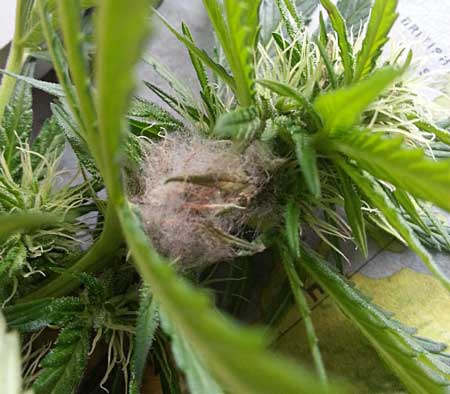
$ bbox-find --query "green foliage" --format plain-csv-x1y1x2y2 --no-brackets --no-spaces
0,241,26,287
332,130,450,213
0,63,33,176
156,13,236,92
280,207,328,385
31,117,66,160
301,245,450,394
202,0,262,106
214,106,261,140
393,189,428,234
4,297,83,332
274,0,303,39
315,36,338,89
128,96,183,136
284,199,301,259
292,132,321,197
50,103,101,181
320,0,354,84
223,0,262,106
94,0,151,201
0,0,34,121
314,67,400,134
143,55,198,115
118,202,345,394
416,120,450,146
33,323,90,394
160,311,224,394
181,22,223,125
19,0,96,50
0,71,65,97
339,159,450,292
129,289,159,394
336,167,368,257
354,0,399,81
0,213,60,240
80,1,342,392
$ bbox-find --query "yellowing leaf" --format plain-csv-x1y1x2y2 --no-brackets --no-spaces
356,269,450,347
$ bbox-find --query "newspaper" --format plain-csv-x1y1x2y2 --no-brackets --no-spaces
393,1,450,74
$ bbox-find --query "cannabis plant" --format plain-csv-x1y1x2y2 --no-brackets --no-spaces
1,0,450,393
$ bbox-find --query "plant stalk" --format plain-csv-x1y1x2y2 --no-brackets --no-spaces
0,0,29,122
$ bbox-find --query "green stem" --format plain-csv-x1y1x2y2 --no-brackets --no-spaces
19,204,122,301
0,0,29,122
279,245,329,388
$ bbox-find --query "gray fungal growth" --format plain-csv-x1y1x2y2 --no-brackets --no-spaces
133,133,276,268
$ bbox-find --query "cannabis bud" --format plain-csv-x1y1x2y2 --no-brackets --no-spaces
134,133,275,268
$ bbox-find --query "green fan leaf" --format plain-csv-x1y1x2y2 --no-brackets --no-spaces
0,213,60,240
223,0,261,106
331,129,450,213
129,289,159,394
181,22,222,124
144,80,201,122
280,209,328,384
95,0,151,201
214,106,261,140
300,245,450,394
0,241,26,283
292,132,321,197
156,12,236,93
0,70,65,97
143,55,197,110
33,323,90,394
319,0,354,84
118,201,346,394
4,297,83,333
354,0,399,81
314,67,400,134
160,311,224,394
202,0,261,106
128,96,183,134
274,0,303,39
0,63,33,173
57,0,97,140
32,117,66,161
338,159,450,292
284,199,301,259
336,166,368,257
392,189,429,234
19,0,96,50
415,120,450,147
50,103,101,181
